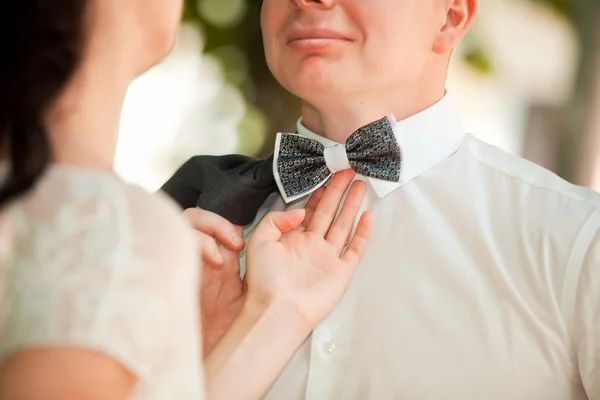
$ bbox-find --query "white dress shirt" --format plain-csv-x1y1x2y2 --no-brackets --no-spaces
241,93,600,399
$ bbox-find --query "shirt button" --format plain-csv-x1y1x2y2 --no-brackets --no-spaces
323,340,337,354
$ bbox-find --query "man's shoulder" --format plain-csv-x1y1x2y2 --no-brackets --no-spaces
464,135,600,210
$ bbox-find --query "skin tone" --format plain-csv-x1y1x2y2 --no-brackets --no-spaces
0,0,374,399
196,0,478,354
262,0,478,143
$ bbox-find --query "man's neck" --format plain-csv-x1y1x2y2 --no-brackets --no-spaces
299,87,446,144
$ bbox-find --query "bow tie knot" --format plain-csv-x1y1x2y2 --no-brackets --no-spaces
274,116,402,202
324,143,351,173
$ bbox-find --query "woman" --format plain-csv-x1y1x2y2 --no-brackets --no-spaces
0,1,372,399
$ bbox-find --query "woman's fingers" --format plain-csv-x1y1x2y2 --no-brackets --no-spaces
183,207,245,252
341,211,374,267
326,180,367,253
306,170,356,236
198,232,224,268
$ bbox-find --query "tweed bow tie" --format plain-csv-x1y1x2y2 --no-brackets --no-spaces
274,115,402,202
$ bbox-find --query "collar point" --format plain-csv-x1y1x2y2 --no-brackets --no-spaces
368,177,403,199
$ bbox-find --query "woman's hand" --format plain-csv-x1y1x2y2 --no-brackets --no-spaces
245,169,372,332
183,208,246,355
203,170,372,400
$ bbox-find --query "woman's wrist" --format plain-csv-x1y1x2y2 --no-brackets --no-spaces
241,295,312,342
203,295,312,399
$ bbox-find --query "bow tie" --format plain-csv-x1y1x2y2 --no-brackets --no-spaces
161,116,402,225
274,116,402,202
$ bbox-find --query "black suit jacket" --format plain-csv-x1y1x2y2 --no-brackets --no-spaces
160,154,277,226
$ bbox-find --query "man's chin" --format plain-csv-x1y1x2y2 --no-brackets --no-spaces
287,76,350,101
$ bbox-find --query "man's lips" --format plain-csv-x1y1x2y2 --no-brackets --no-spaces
286,28,352,44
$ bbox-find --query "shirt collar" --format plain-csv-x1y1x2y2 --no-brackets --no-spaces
296,92,467,198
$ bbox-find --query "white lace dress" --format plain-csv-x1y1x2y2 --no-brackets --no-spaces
0,165,204,399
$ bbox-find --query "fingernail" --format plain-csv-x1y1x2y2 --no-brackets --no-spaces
231,231,244,245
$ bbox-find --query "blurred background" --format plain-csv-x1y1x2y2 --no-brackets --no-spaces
114,0,600,193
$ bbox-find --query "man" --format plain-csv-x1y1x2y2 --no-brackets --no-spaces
164,0,599,398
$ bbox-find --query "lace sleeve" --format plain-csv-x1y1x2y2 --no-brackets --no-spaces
0,179,201,383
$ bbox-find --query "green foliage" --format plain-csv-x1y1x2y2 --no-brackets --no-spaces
531,0,575,20
463,45,494,75
183,0,276,155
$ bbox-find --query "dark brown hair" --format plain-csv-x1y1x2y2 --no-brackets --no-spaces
0,0,87,206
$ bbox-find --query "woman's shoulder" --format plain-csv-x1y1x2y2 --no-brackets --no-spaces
5,165,197,270
26,165,187,226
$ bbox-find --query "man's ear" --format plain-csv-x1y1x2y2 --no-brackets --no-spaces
433,0,478,55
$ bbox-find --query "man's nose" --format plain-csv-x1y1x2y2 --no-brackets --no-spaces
289,0,335,10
